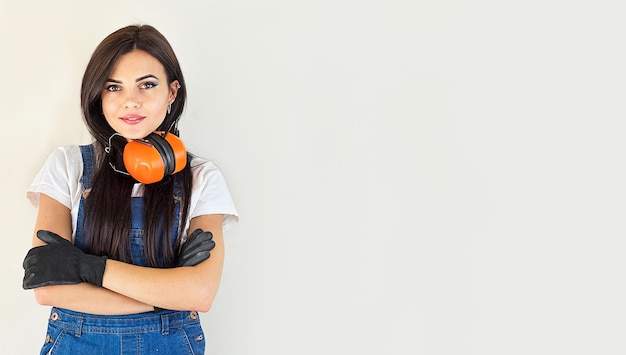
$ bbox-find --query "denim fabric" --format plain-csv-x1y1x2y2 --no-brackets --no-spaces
40,308,205,355
38,145,204,354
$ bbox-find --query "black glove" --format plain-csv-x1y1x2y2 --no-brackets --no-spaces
22,230,107,290
176,229,215,267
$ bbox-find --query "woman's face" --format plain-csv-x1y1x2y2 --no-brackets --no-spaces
101,49,179,140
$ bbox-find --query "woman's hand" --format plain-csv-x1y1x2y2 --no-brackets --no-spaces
22,230,107,289
175,229,215,267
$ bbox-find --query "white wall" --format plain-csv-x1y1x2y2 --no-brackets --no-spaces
2,1,626,354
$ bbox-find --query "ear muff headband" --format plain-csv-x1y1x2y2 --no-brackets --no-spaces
163,131,187,173
122,132,187,184
146,133,175,176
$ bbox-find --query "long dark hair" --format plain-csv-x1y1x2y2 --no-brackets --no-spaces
80,25,192,267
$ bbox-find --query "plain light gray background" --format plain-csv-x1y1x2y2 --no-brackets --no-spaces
2,1,626,354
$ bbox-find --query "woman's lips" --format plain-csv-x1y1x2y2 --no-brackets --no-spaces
120,114,146,125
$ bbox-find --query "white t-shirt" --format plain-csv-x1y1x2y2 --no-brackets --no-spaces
26,145,239,242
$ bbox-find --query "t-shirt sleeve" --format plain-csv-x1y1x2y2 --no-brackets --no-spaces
190,159,239,231
26,147,77,209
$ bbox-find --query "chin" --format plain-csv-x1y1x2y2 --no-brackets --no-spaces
119,130,153,140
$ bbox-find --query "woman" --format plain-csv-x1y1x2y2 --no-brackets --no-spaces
22,24,238,354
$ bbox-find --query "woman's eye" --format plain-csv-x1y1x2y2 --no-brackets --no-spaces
105,85,121,92
140,82,157,89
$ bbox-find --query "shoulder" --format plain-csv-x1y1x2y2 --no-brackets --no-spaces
186,153,239,229
189,154,225,183
189,154,218,170
27,145,85,209
49,145,83,161
40,145,85,176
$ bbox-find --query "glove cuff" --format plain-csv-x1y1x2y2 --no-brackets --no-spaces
81,255,107,287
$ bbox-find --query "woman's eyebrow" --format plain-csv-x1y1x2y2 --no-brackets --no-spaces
136,74,158,82
105,74,159,83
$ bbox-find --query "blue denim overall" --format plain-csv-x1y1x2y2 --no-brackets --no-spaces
39,145,205,355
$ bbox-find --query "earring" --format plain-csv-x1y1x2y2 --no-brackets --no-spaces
167,104,172,115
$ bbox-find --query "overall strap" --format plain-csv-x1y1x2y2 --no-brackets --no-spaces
171,175,183,243
79,144,95,191
75,144,95,248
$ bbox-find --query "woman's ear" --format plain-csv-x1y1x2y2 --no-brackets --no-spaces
169,80,180,103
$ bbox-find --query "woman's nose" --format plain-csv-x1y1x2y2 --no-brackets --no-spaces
123,89,141,108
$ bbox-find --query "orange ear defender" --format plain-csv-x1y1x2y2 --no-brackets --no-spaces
122,132,187,184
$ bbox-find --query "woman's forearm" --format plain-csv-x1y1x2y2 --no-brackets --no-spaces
29,201,225,314
102,241,224,312
32,246,223,314
33,283,154,315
